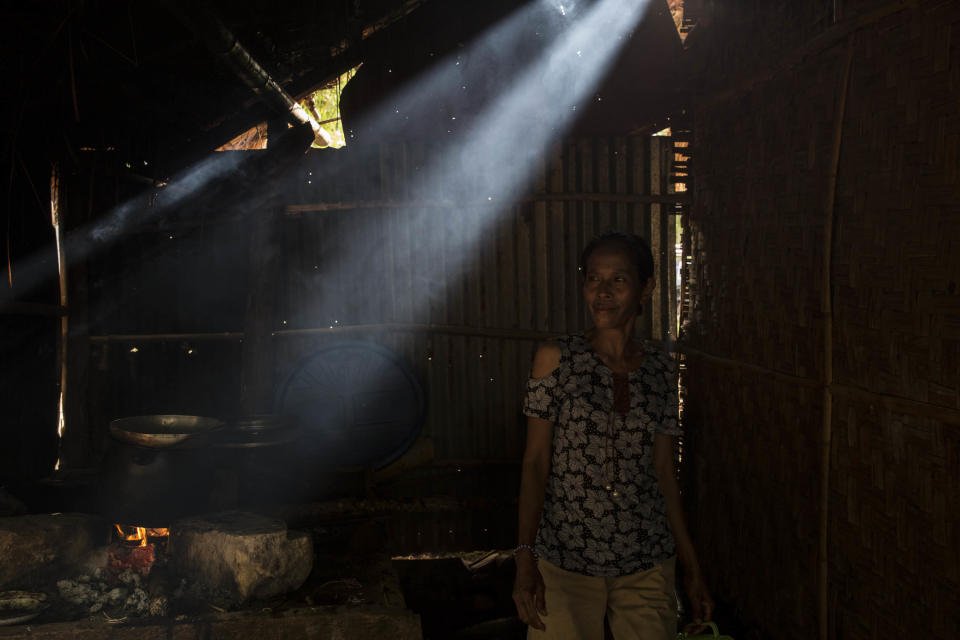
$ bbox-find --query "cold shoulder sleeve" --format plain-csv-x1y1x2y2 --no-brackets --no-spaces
522,371,560,422
521,340,566,422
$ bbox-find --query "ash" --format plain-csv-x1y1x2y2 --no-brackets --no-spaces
56,568,183,618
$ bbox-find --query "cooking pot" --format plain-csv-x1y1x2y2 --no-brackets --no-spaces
212,415,302,506
100,415,222,524
216,414,300,449
98,440,215,526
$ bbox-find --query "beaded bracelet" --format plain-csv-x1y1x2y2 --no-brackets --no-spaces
513,544,539,559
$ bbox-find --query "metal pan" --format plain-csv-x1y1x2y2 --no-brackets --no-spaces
0,592,47,626
109,415,223,449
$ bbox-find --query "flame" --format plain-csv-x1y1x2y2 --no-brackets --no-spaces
114,524,169,547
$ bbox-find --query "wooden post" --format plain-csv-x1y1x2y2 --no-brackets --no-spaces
48,160,93,471
650,136,666,340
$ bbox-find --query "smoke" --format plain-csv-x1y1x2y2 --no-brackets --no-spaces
304,0,651,320
2,0,651,462
1,153,253,306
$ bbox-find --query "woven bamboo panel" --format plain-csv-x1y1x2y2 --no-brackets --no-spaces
686,0,837,96
827,5,960,638
682,361,821,640
685,2,960,639
832,3,960,410
685,49,841,376
829,394,960,639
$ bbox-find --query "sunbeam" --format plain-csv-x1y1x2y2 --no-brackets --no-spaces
310,0,652,325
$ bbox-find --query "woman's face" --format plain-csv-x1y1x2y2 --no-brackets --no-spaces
582,244,653,330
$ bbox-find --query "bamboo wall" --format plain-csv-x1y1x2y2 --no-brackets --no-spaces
81,136,679,471
682,2,960,639
275,136,677,463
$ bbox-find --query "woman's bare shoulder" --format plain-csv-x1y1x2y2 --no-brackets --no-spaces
531,340,562,378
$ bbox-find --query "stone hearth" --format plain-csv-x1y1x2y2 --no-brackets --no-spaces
0,509,422,638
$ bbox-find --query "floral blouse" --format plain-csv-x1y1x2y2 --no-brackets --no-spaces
522,334,682,577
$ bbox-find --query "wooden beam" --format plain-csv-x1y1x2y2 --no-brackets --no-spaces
273,323,555,341
88,332,245,342
86,323,558,344
286,193,691,215
526,193,692,205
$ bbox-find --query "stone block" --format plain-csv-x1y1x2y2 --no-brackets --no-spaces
169,511,312,608
0,513,108,589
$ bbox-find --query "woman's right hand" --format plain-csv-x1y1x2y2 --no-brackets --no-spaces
512,554,547,631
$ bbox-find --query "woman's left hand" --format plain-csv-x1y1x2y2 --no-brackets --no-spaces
682,572,714,634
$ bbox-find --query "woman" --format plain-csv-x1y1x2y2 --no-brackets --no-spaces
513,231,713,640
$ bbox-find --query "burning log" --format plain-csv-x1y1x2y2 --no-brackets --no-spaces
107,524,170,576
108,544,157,577
114,524,170,548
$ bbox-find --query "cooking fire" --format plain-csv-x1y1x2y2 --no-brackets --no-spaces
109,524,169,577
113,524,170,548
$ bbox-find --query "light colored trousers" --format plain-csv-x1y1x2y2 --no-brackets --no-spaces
528,557,677,640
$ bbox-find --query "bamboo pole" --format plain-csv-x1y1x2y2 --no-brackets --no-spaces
88,332,245,342
51,162,68,471
273,323,556,341
818,37,854,640
678,345,821,388
88,324,674,347
285,193,690,215
87,324,554,343
680,345,960,424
